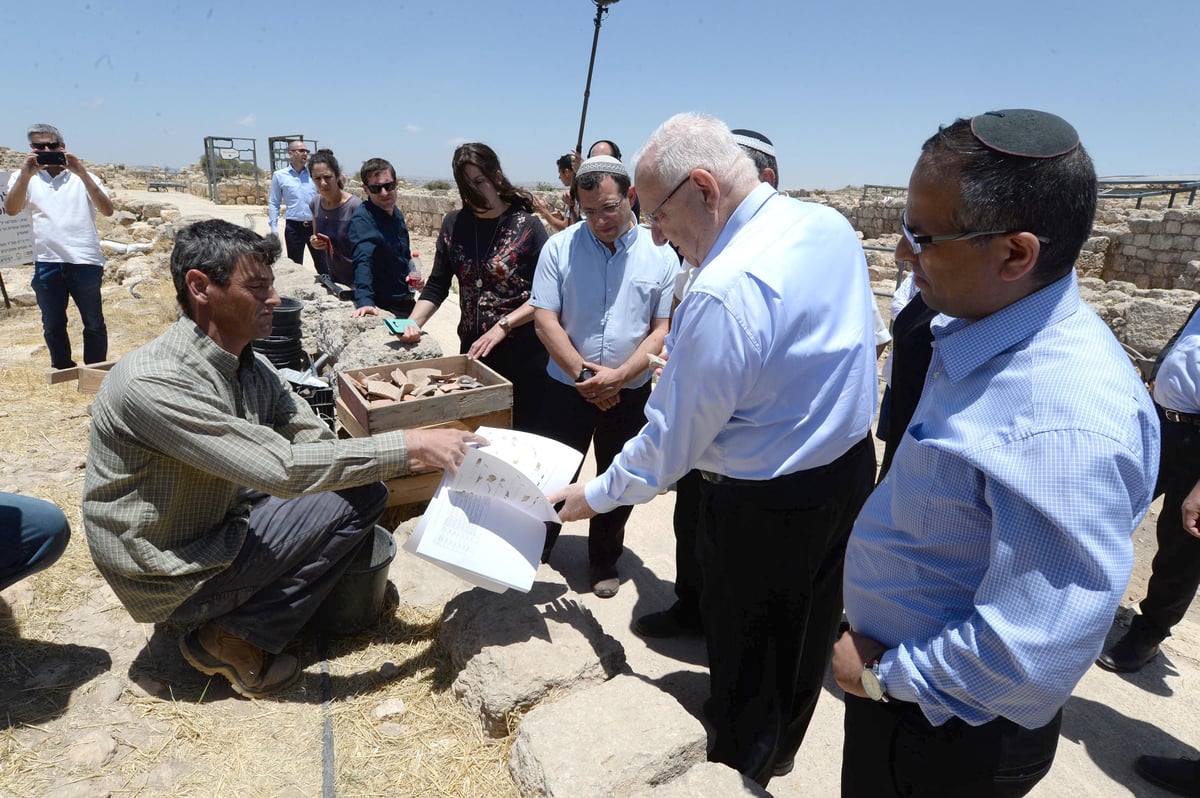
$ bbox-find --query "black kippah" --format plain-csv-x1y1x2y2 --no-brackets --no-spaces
969,109,1079,158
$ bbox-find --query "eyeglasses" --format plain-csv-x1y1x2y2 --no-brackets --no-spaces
366,181,397,195
290,148,309,155
581,200,624,220
648,174,690,227
900,213,1040,254
31,142,63,151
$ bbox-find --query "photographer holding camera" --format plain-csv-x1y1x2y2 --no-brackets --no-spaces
4,123,114,370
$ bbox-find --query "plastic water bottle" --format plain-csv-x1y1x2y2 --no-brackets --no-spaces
408,253,424,296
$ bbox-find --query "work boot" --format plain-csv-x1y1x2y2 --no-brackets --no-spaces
180,622,300,698
1096,628,1161,673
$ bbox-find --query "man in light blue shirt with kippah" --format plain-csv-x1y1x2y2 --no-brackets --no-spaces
531,155,677,598
832,110,1159,797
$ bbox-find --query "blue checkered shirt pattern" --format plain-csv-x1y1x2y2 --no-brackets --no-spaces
844,274,1160,728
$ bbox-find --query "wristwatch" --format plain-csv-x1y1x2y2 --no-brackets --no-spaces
861,658,888,702
497,315,511,334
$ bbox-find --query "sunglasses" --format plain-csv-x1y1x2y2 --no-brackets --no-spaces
31,142,63,151
365,181,397,195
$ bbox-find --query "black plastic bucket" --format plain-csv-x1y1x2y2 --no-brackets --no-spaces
272,297,303,328
308,526,396,636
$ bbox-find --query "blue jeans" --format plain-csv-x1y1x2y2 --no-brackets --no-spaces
0,492,71,593
32,261,108,369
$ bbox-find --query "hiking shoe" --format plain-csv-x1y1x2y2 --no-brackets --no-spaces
180,622,300,698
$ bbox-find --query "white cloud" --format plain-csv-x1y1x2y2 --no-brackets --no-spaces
81,97,105,109
405,124,421,134
235,114,256,127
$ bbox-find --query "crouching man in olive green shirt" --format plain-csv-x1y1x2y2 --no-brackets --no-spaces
83,219,483,698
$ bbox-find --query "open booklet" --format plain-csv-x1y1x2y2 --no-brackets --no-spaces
403,426,584,593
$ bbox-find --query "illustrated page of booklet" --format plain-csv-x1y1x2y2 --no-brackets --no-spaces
404,426,584,592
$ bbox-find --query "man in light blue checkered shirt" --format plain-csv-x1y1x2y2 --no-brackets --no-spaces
832,110,1160,797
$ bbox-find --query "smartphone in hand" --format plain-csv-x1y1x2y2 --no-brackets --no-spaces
36,151,67,166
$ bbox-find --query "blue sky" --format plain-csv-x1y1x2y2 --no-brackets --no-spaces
7,0,1198,189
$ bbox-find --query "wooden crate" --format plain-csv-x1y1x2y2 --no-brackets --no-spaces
77,361,117,394
46,360,118,392
336,355,513,507
336,355,512,435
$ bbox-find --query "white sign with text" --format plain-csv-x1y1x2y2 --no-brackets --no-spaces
0,170,34,268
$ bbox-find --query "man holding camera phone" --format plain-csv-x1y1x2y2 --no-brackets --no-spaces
4,123,114,370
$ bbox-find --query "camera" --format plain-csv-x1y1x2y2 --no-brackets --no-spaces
36,151,67,166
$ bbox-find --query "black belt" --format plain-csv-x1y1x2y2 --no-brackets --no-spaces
1164,408,1200,425
285,219,313,227
699,470,763,487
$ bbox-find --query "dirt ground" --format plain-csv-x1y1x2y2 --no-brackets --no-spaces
1,190,1198,797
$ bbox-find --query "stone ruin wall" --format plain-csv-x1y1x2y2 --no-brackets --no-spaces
841,190,1200,292
5,138,1198,359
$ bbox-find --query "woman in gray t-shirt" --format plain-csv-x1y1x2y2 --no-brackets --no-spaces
307,149,362,286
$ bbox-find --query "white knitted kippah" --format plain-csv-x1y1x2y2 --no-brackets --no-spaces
575,155,629,180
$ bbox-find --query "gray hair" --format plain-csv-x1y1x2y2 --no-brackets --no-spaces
27,123,63,143
635,113,758,189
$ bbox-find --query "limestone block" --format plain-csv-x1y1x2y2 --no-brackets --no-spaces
1129,218,1152,233
111,254,163,286
1176,261,1200,290
328,324,442,372
440,588,628,737
128,222,156,241
1118,294,1194,352
1137,247,1154,260
1175,235,1195,252
1183,222,1200,237
1151,233,1172,250
1166,221,1183,235
1133,233,1151,247
1163,208,1187,222
626,762,770,798
509,675,706,797
138,200,167,220
113,210,137,226
1122,244,1139,257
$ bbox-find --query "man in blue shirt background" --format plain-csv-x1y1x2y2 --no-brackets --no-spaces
268,140,318,268
833,109,1160,797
